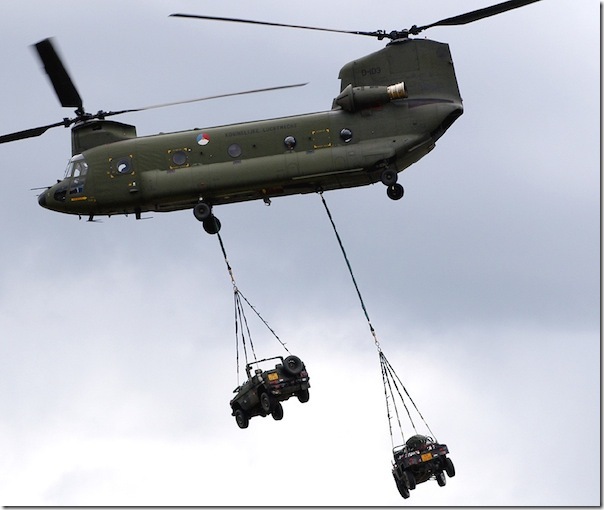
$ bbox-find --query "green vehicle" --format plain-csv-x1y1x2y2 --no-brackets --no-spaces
392,435,455,499
230,355,310,429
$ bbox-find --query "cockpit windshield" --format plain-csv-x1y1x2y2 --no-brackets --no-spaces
63,154,88,179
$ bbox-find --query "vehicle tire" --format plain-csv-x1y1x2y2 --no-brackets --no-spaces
392,466,402,480
297,389,310,403
203,216,221,234
404,470,416,490
436,471,446,487
260,392,273,413
387,183,404,200
193,202,212,221
394,476,410,499
380,168,398,186
272,402,284,420
283,355,304,376
444,457,455,478
234,409,249,429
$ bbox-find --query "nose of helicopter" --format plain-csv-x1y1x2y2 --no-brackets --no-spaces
37,186,62,212
38,191,47,208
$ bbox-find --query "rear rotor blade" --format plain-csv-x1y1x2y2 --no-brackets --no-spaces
34,38,83,111
170,13,380,38
413,0,542,33
173,1,542,40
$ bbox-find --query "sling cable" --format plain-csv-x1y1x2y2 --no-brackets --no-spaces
215,230,311,428
216,230,290,385
319,191,455,499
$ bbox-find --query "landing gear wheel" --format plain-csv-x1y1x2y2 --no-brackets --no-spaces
436,471,447,487
271,402,284,420
234,409,249,429
193,202,212,221
387,183,404,200
380,168,398,186
203,216,221,235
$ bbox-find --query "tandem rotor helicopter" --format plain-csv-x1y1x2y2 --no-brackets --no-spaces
1,0,540,234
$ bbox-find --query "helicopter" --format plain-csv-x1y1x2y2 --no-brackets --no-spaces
0,0,541,234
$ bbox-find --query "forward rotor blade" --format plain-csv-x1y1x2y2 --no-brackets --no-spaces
104,82,309,117
34,38,83,111
0,120,68,144
413,0,542,33
0,83,307,145
170,13,379,38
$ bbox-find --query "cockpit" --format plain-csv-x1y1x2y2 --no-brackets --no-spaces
54,154,88,202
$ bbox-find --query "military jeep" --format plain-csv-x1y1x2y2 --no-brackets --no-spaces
230,355,310,428
392,434,455,499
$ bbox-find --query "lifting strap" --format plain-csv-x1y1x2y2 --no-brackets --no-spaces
319,191,436,447
380,350,437,444
319,192,381,352
216,231,290,385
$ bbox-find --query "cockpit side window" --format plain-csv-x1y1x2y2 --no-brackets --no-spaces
64,154,88,179
73,160,88,177
60,154,89,198
69,178,85,195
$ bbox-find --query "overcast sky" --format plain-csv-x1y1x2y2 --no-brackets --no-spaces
0,0,600,506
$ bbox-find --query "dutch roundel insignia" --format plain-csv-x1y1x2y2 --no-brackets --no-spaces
197,133,210,146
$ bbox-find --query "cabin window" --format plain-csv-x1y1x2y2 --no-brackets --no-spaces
228,143,242,158
340,128,353,143
172,150,187,166
284,135,297,150
117,159,131,173
168,148,190,168
109,155,134,176
111,157,132,174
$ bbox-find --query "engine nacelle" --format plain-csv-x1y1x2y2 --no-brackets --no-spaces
333,81,407,112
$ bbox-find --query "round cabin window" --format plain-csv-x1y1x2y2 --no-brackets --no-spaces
116,158,131,174
340,128,353,143
171,150,188,166
284,135,297,150
228,143,242,158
